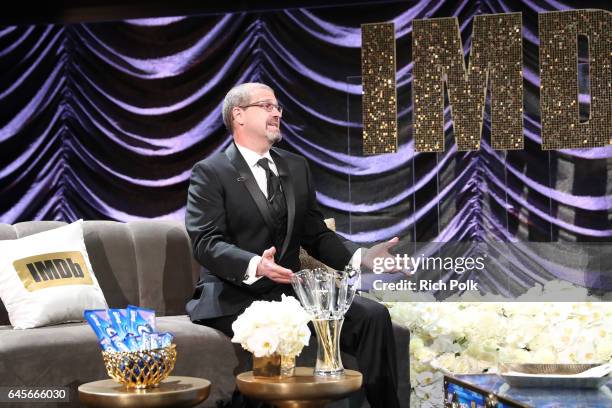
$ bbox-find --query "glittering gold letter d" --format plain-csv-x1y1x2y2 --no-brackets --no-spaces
540,10,612,150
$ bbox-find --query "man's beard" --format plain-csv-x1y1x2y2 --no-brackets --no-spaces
265,129,282,144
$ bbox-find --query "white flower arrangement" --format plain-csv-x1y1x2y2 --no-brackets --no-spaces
231,294,312,358
385,280,612,407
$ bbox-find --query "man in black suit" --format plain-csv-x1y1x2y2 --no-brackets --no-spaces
185,83,401,408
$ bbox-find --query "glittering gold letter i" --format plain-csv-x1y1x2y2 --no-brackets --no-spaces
540,10,612,150
361,23,398,155
413,14,523,152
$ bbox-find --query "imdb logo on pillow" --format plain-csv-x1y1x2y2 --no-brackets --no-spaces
13,251,94,291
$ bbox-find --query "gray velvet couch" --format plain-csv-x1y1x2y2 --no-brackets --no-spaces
0,220,410,408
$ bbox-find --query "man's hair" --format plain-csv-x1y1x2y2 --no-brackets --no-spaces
222,82,274,131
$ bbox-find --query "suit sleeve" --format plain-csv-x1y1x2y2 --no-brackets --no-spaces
299,158,359,270
185,161,255,284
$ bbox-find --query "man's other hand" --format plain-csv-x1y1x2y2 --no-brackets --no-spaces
361,237,401,273
256,246,294,283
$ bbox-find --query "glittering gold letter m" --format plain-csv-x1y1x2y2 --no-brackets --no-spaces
413,14,523,152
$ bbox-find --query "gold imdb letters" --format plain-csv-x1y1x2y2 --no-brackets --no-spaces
361,9,611,153
14,251,93,291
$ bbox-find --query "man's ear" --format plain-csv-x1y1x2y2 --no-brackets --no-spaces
232,107,244,127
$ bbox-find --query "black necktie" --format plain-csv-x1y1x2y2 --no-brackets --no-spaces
257,158,287,250
257,158,279,201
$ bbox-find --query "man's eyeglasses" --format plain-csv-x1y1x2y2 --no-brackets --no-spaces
239,101,283,114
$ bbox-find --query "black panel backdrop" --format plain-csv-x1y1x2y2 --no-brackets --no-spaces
0,0,610,251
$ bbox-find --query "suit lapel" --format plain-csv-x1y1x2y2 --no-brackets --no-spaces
271,148,295,260
225,143,276,233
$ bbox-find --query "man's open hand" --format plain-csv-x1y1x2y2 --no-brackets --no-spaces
256,246,294,284
361,237,402,273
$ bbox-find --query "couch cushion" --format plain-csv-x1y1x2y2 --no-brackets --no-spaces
128,221,199,316
81,221,140,310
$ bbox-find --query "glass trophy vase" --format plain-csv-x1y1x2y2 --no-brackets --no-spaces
312,317,344,376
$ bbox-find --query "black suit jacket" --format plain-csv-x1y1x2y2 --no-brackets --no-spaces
185,143,356,321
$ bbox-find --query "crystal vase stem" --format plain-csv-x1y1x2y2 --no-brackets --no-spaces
312,317,344,376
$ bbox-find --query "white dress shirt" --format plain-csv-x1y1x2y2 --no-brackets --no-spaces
234,142,361,285
235,143,278,199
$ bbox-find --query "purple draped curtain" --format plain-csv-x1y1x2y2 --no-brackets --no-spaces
0,1,610,293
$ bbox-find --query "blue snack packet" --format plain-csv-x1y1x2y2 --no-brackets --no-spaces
99,337,117,352
132,334,143,351
124,333,140,352
111,334,131,352
127,305,156,335
159,332,174,348
140,331,151,350
84,310,117,342
108,308,130,339
149,333,160,349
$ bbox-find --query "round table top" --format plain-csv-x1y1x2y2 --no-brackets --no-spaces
78,376,211,408
236,367,362,402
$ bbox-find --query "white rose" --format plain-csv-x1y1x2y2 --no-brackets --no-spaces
246,327,279,357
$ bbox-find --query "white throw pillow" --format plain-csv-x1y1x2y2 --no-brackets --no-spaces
0,220,107,329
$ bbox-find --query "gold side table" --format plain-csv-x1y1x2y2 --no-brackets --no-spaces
78,376,211,408
236,367,362,408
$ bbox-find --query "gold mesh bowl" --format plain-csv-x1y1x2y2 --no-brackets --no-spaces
102,344,177,389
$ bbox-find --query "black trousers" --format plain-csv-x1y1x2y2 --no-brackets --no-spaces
198,295,400,408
